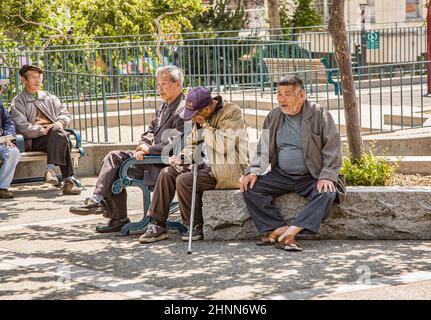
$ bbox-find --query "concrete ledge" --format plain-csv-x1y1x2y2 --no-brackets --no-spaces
389,156,431,175
202,187,431,240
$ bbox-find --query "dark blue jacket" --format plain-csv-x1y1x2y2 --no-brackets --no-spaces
0,97,16,136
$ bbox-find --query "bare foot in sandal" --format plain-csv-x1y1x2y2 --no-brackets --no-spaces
256,225,290,246
276,226,305,252
276,234,303,251
256,230,280,246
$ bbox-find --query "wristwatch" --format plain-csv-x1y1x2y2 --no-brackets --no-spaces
202,121,210,129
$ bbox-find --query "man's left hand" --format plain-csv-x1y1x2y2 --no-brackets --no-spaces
193,115,206,126
41,125,53,135
317,179,336,193
135,150,145,161
135,144,150,155
53,121,64,129
4,139,16,148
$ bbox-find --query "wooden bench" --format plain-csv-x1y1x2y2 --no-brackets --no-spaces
263,58,328,84
8,128,85,185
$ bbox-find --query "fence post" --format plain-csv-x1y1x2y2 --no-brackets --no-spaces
427,1,431,94
259,44,264,96
102,76,108,143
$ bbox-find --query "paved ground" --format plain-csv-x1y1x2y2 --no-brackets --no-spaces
1,177,431,300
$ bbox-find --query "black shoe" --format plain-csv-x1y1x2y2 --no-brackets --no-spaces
95,218,130,233
69,197,105,215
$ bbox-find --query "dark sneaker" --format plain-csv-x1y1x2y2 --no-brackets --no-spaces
181,224,203,241
69,197,106,215
139,222,169,243
95,218,130,233
44,170,59,185
63,180,81,195
0,188,14,199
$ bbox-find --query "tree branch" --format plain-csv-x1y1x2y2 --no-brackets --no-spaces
10,13,65,54
10,14,64,35
154,12,177,63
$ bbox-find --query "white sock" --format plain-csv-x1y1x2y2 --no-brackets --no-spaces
90,193,104,203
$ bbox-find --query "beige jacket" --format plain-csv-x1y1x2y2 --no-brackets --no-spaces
183,98,249,189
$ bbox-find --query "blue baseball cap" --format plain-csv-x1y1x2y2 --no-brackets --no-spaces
180,87,212,121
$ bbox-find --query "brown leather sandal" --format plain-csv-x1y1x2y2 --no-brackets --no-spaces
256,230,281,246
275,234,303,252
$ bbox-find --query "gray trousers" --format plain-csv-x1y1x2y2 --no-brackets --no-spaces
242,167,336,235
94,150,165,220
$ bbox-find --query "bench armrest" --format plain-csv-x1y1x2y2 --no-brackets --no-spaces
65,128,82,149
320,57,341,83
15,134,25,153
111,155,170,194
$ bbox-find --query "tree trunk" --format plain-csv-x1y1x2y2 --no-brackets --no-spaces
328,0,364,161
267,0,282,36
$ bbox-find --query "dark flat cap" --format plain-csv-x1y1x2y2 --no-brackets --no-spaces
18,65,43,77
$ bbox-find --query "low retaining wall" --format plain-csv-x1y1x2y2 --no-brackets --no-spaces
202,187,431,240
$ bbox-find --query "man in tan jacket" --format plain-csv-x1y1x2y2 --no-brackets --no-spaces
240,75,346,252
139,86,249,243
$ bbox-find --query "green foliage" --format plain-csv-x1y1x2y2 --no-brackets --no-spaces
0,0,205,46
340,147,400,186
279,0,322,33
290,0,322,29
188,0,248,37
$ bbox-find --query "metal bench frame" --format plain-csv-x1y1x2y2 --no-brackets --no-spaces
320,57,342,96
11,128,85,187
111,156,187,236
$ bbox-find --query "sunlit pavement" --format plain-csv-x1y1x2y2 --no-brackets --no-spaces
1,177,430,300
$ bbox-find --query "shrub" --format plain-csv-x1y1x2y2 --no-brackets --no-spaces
340,148,401,186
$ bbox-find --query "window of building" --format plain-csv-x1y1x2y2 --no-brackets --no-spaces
406,0,420,19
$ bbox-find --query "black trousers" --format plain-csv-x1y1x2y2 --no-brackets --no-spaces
31,127,74,179
242,167,337,235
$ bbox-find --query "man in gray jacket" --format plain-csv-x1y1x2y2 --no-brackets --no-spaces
240,75,345,251
10,65,80,195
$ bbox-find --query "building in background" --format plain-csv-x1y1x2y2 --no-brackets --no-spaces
314,0,426,27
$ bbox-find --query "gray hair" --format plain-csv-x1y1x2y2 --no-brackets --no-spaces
277,74,304,91
156,65,184,87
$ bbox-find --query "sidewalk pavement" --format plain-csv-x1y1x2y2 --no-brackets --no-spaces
1,177,431,300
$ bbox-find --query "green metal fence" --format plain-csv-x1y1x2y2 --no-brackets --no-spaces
0,38,313,96
1,23,425,73
1,23,429,143
1,59,430,144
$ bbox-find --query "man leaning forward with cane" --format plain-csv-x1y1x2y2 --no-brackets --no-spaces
138,87,249,243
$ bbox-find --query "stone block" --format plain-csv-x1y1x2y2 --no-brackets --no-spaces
202,187,431,240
